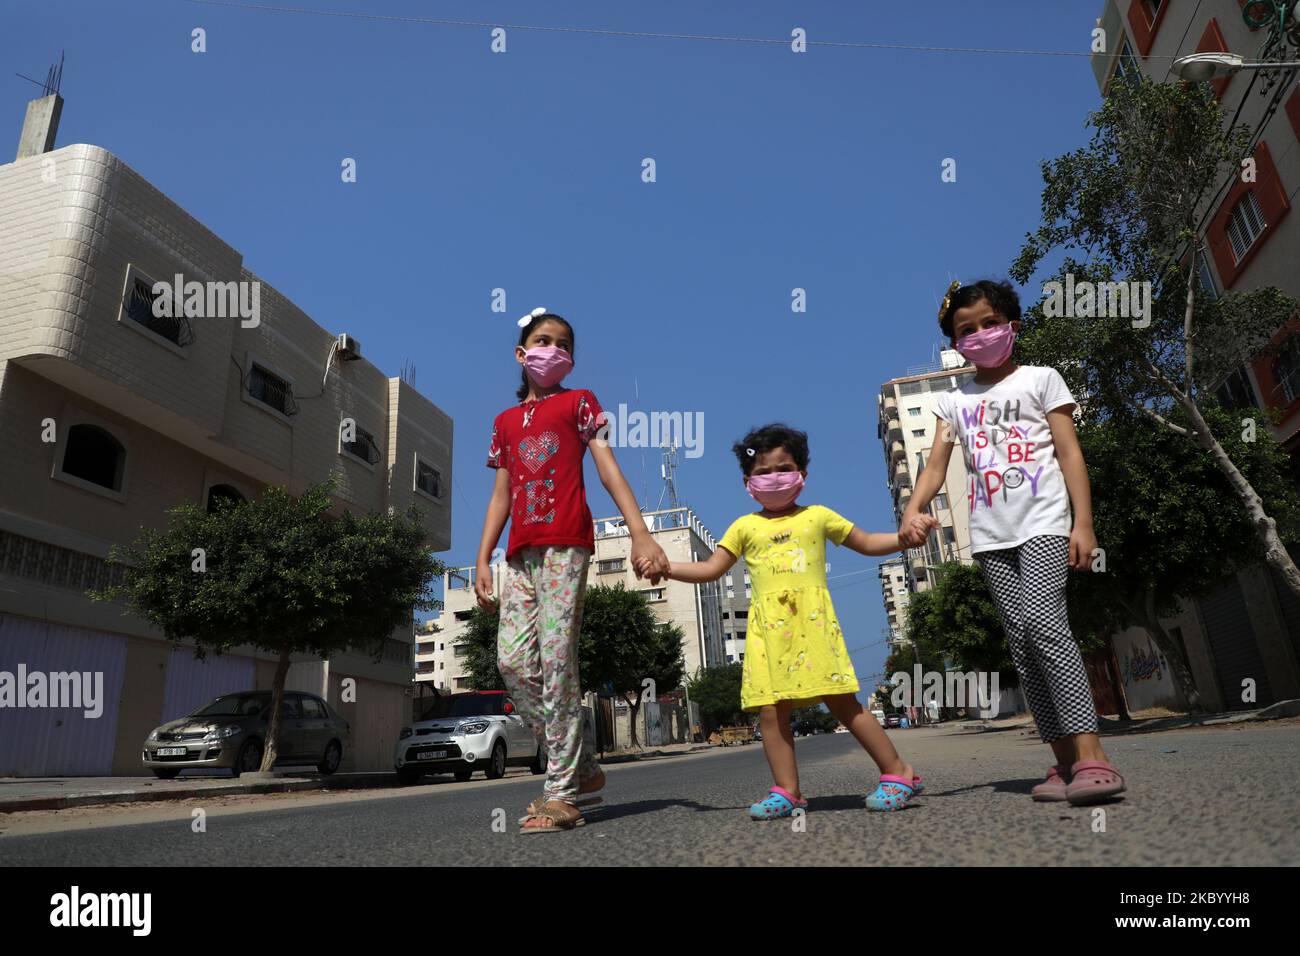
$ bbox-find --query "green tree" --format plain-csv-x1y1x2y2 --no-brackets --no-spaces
579,583,686,749
461,603,506,691
1061,407,1300,710
1011,74,1300,607
93,483,443,772
685,662,745,730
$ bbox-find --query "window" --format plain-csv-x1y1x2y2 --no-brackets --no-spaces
935,493,949,510
1273,338,1300,405
942,526,956,546
1215,367,1259,411
907,407,922,417
453,645,469,658
122,274,194,348
736,610,748,619
915,451,925,472
597,558,625,573
342,423,381,465
247,363,297,416
642,587,666,602
415,459,442,498
1192,250,1218,303
439,643,444,651
1226,191,1267,263
453,609,472,622
1114,37,1139,81
301,697,323,718
206,483,245,513
911,429,926,438
61,424,126,492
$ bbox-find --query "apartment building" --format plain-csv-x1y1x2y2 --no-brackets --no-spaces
1089,0,1300,711
721,559,751,664
590,507,725,675
877,349,978,596
420,562,508,693
878,556,910,648
0,96,453,774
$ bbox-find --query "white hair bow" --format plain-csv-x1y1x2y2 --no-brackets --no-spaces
518,307,548,328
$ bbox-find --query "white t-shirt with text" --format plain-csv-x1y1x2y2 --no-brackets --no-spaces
933,365,1077,554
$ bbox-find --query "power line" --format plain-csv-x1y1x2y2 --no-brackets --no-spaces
186,1,1177,59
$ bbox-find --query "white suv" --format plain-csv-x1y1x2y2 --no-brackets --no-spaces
395,690,545,785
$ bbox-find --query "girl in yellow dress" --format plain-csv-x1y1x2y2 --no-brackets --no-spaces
641,424,938,817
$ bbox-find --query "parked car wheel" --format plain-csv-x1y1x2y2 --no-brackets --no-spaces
151,768,181,780
232,738,263,778
396,767,423,786
317,740,342,775
530,745,546,775
453,768,474,782
485,741,507,780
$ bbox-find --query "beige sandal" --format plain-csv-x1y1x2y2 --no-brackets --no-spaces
519,767,605,822
519,800,585,833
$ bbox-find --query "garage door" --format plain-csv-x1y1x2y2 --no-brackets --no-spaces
1197,574,1274,709
0,613,126,775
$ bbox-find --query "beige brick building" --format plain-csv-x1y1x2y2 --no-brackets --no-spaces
0,99,453,775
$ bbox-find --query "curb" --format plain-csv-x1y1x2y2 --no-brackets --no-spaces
0,772,396,814
0,747,721,813
597,745,713,765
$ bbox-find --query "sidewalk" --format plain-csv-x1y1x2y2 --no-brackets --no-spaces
0,744,715,813
952,698,1300,736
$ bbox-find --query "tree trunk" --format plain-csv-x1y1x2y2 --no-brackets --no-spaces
625,693,642,750
1178,394,1300,601
261,648,292,772
1116,589,1206,713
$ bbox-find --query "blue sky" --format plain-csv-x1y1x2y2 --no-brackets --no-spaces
4,1,1105,684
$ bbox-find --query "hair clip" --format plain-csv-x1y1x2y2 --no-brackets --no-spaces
517,306,547,328
746,448,755,456
937,280,961,326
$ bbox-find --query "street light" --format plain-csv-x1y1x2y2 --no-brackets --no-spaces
1171,51,1300,81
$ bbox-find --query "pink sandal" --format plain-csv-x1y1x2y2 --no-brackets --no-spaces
1065,760,1125,806
1031,765,1071,802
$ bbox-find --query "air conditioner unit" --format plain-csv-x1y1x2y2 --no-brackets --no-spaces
336,334,362,361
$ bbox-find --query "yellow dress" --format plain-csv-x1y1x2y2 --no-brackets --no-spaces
718,504,860,711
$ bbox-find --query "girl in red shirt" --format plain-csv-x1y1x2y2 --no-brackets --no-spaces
477,309,669,833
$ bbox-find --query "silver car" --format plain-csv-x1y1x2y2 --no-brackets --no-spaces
142,690,349,778
395,690,544,784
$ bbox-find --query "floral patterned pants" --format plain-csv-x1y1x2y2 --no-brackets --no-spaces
497,545,599,801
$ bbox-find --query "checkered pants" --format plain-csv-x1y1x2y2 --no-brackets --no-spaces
974,535,1098,743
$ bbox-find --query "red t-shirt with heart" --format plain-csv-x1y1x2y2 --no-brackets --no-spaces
486,388,605,560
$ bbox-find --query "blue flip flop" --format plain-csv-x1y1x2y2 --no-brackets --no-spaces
866,774,918,812
749,785,807,820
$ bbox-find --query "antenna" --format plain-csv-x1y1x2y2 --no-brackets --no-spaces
656,439,681,513
15,51,64,97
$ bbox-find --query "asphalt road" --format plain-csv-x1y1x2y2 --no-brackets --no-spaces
4,721,1298,866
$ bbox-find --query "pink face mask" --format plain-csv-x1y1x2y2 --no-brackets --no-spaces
955,323,1015,368
746,471,805,511
521,345,573,389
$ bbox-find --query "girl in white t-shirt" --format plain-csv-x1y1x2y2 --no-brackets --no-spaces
900,279,1125,806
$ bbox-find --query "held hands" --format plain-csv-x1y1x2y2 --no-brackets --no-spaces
898,512,939,549
631,540,671,585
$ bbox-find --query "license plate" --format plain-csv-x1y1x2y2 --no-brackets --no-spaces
156,747,187,757
417,750,447,760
